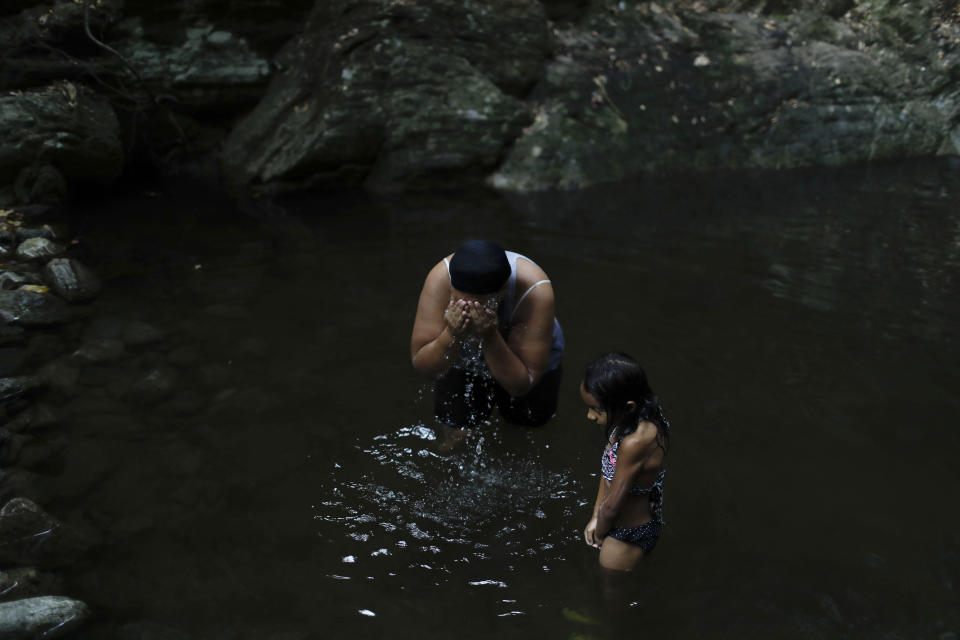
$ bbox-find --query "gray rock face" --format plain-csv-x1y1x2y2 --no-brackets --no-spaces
114,20,273,112
0,596,89,639
218,0,959,193
0,83,122,205
221,0,550,192
490,1,960,191
43,258,102,303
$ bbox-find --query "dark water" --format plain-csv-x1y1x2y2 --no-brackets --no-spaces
39,159,960,638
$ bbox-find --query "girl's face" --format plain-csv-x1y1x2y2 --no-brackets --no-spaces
579,382,608,426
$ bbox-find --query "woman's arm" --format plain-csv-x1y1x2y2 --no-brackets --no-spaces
410,261,459,375
477,281,555,397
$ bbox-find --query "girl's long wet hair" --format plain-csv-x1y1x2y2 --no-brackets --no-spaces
583,352,670,452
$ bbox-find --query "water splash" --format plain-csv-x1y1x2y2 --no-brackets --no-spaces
313,422,581,582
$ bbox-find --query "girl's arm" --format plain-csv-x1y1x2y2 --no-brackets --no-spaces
584,476,606,547
594,435,651,538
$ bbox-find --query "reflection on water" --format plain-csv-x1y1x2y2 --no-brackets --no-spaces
25,160,960,638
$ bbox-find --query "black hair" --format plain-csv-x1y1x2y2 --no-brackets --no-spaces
449,240,511,295
583,352,670,451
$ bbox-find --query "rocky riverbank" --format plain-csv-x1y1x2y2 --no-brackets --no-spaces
0,204,100,637
2,0,959,201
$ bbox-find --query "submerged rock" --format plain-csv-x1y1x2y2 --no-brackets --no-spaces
0,498,92,568
0,83,123,206
0,568,61,603
43,258,102,303
0,596,89,639
0,289,76,327
0,375,45,402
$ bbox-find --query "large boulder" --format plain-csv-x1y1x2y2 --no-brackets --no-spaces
221,0,550,192
0,82,122,205
490,1,960,191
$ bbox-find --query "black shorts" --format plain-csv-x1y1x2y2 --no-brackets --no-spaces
433,365,562,428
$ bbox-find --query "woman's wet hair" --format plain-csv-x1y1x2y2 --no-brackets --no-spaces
583,352,670,450
449,240,511,295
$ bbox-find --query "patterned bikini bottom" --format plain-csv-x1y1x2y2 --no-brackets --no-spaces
606,520,662,553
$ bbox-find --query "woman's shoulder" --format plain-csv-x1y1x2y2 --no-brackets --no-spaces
514,254,551,289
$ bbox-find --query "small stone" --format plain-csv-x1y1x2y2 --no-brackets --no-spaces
43,258,102,303
15,237,65,261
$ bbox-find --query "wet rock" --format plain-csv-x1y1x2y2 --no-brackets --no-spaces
72,338,126,364
0,83,123,206
14,226,60,243
0,498,92,568
0,289,77,327
43,258,102,303
3,403,59,434
13,162,69,206
0,469,55,506
15,238,65,261
0,267,45,291
113,19,273,113
0,596,90,638
490,4,960,191
0,375,45,402
0,568,61,603
221,0,548,192
122,320,164,347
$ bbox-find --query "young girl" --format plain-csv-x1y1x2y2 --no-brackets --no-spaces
580,353,670,571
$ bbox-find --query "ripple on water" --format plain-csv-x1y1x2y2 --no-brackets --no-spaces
313,423,581,584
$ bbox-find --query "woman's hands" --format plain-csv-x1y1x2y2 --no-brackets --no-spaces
444,298,498,338
444,299,471,336
584,517,603,549
465,300,498,338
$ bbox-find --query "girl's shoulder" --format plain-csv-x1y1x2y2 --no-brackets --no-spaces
620,422,662,457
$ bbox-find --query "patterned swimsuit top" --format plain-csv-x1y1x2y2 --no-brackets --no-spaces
601,438,666,522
